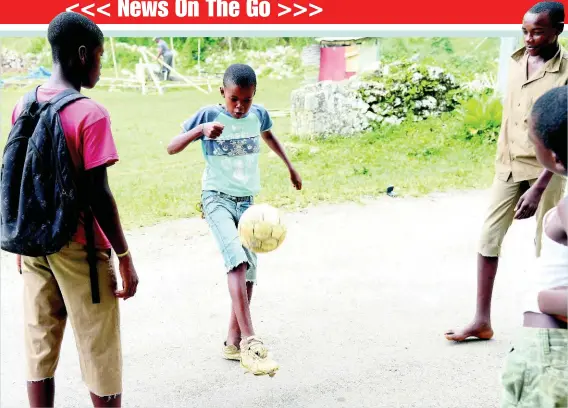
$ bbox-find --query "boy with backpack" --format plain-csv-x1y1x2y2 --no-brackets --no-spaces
1,12,138,407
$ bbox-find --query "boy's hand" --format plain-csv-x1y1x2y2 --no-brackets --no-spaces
514,186,543,219
116,254,139,300
203,122,224,139
16,254,21,273
289,167,302,190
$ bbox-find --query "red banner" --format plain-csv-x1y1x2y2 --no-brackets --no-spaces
0,0,564,25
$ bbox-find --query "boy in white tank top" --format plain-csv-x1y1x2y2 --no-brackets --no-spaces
500,86,567,408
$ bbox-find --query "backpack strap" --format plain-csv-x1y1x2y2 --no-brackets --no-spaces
18,86,42,117
49,88,88,113
33,88,88,119
22,86,40,107
44,88,97,303
83,208,100,304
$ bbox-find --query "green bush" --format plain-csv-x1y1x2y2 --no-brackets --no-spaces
357,59,465,127
457,93,503,143
28,38,47,54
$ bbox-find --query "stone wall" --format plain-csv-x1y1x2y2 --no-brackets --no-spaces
290,79,372,139
290,60,471,139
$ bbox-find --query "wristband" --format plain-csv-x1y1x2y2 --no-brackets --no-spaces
117,249,130,258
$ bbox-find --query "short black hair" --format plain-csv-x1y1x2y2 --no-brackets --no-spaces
528,1,565,26
47,12,104,64
531,86,567,168
223,64,257,88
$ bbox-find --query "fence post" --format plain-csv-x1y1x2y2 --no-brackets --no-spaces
496,37,519,100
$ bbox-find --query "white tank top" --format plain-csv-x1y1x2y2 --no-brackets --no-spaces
523,207,568,314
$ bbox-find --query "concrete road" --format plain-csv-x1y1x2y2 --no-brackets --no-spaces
1,189,539,407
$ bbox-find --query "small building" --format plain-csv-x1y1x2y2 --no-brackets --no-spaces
315,37,380,82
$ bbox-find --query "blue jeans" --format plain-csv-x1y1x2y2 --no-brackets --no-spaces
201,190,257,283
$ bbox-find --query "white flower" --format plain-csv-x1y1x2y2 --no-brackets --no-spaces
427,66,444,77
419,96,437,109
412,72,423,82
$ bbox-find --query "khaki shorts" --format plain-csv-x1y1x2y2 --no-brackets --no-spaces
478,173,566,257
22,241,122,397
500,328,568,408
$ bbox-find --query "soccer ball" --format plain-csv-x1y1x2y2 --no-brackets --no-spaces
238,204,287,253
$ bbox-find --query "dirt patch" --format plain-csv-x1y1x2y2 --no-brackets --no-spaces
1,189,538,407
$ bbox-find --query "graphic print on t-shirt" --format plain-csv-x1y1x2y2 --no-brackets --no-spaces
182,104,273,197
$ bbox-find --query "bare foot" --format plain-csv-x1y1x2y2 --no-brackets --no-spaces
445,321,494,342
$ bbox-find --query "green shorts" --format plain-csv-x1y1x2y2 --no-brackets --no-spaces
500,328,568,408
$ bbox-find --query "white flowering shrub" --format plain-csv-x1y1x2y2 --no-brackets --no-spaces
356,60,465,127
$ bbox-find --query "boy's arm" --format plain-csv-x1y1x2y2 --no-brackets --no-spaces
261,129,293,170
81,111,138,299
167,122,224,154
537,198,568,320
261,129,302,190
85,165,128,255
85,165,138,299
167,125,205,155
530,169,555,192
538,287,567,320
514,169,554,219
168,108,223,155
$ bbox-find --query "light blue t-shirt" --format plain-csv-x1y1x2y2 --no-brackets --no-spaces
182,104,273,197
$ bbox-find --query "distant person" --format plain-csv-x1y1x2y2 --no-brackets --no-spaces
500,86,567,408
167,63,302,376
154,37,173,80
1,12,138,407
446,1,568,342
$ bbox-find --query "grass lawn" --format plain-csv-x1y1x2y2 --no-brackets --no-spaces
0,79,496,229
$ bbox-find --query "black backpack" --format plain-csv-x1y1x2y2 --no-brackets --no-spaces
1,87,101,303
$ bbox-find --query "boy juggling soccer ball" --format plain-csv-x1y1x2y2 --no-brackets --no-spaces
500,86,568,408
167,64,302,376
